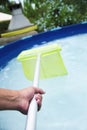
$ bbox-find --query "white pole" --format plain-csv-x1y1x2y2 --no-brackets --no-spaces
25,54,41,130
33,54,41,87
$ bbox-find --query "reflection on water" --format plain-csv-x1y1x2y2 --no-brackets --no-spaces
0,34,87,130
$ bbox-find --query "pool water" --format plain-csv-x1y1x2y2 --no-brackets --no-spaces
0,33,87,130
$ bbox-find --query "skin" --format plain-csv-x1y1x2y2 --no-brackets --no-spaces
0,87,45,114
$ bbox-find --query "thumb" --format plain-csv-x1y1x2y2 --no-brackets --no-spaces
33,87,45,94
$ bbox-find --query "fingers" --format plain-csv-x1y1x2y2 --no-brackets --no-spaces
33,87,45,111
35,93,42,111
29,87,45,111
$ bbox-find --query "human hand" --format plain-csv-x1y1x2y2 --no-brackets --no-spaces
18,87,45,114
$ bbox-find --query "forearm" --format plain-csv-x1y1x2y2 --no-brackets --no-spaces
0,88,20,111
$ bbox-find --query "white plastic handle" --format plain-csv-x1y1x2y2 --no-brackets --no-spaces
25,54,41,130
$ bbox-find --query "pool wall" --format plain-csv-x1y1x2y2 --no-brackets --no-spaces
0,22,87,68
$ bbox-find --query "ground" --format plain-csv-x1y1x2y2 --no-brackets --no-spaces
0,31,38,46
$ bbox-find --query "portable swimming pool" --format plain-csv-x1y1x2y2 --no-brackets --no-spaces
0,23,87,130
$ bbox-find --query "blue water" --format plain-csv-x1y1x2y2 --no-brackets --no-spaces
0,33,87,130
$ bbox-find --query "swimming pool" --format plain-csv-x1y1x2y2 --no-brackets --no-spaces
0,23,87,130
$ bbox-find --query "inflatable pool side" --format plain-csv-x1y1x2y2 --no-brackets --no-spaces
0,22,87,69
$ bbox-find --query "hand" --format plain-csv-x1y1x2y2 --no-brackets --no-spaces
18,87,45,114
